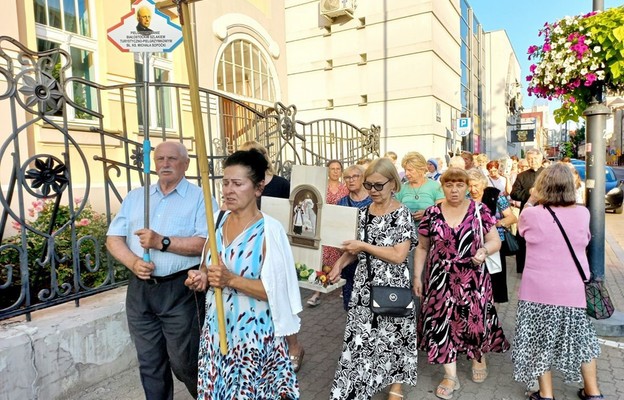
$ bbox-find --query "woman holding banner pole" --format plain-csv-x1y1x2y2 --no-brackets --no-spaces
186,149,301,399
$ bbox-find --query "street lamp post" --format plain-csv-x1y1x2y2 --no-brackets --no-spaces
584,0,610,281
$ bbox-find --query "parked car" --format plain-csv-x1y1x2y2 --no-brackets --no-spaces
573,164,619,192
605,180,623,214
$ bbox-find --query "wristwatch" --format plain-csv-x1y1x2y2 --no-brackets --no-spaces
160,236,171,252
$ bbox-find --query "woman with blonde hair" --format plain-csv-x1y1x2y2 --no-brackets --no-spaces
395,151,444,227
448,156,466,169
513,163,603,400
328,158,418,399
475,153,489,175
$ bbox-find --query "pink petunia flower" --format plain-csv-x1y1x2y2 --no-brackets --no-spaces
584,73,597,86
77,218,91,227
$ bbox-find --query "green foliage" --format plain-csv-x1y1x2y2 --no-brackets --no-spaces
571,124,586,150
0,199,127,308
559,142,575,158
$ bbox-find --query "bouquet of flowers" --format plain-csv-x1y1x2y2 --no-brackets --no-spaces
526,7,624,122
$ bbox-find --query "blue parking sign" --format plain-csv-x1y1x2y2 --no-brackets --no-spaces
457,117,471,137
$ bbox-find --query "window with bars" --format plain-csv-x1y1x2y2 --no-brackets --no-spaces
216,39,276,103
134,55,175,131
34,0,97,120
34,0,91,36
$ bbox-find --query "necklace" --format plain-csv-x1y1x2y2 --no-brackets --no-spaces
223,211,260,247
411,181,424,200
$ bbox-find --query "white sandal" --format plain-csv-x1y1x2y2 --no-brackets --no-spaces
388,391,404,399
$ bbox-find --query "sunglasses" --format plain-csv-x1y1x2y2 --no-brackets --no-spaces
363,180,390,191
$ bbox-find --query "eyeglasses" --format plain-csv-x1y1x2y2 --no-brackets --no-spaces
363,180,390,191
343,174,361,181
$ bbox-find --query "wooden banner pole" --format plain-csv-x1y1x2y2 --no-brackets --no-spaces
160,0,228,355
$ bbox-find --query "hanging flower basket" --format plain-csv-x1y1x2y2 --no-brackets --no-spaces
526,7,624,123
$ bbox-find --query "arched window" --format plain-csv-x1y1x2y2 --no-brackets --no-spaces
216,39,276,104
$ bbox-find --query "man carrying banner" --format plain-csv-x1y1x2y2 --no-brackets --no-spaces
107,141,217,399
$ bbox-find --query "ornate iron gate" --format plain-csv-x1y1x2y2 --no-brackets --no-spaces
0,36,379,320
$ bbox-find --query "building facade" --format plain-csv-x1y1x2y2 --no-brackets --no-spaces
285,0,493,162
483,30,522,159
1,0,524,196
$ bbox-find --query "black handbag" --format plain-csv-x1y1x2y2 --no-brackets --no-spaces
545,206,614,320
363,208,415,317
370,285,415,317
502,228,519,254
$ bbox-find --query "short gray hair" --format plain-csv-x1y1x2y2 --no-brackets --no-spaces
155,141,189,160
526,148,543,160
466,168,488,188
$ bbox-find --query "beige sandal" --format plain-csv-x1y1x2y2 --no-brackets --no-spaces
289,348,304,373
472,366,488,383
435,375,460,400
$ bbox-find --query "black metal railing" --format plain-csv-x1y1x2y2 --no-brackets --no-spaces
0,36,379,320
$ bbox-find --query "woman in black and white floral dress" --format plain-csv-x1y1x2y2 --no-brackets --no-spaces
328,158,418,400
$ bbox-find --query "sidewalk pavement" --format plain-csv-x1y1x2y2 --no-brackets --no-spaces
68,213,624,400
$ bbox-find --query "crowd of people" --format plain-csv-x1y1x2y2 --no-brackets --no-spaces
106,143,604,400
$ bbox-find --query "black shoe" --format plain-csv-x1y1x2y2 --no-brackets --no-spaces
529,391,554,400
577,389,604,400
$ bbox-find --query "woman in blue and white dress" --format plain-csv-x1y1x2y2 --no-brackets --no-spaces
186,149,302,400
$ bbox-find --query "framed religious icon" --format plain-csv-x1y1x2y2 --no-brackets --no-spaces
261,165,358,293
289,185,321,249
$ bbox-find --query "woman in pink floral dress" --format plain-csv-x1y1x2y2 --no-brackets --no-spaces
413,168,509,399
307,160,348,307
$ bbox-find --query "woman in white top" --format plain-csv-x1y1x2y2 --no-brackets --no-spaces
486,160,508,195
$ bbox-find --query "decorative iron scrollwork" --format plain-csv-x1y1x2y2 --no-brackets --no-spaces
274,101,298,141
17,71,64,115
131,145,144,169
360,124,381,156
23,155,69,198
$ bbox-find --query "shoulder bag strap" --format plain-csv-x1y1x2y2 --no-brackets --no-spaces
544,205,588,282
201,210,226,265
363,206,373,281
475,201,485,247
215,209,226,228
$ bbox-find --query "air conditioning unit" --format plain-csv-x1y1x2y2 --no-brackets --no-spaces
321,0,356,19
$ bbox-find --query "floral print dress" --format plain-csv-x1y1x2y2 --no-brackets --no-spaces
330,205,418,400
417,200,510,364
323,183,350,266
198,215,299,400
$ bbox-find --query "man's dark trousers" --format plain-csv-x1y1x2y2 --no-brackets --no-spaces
126,274,205,400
